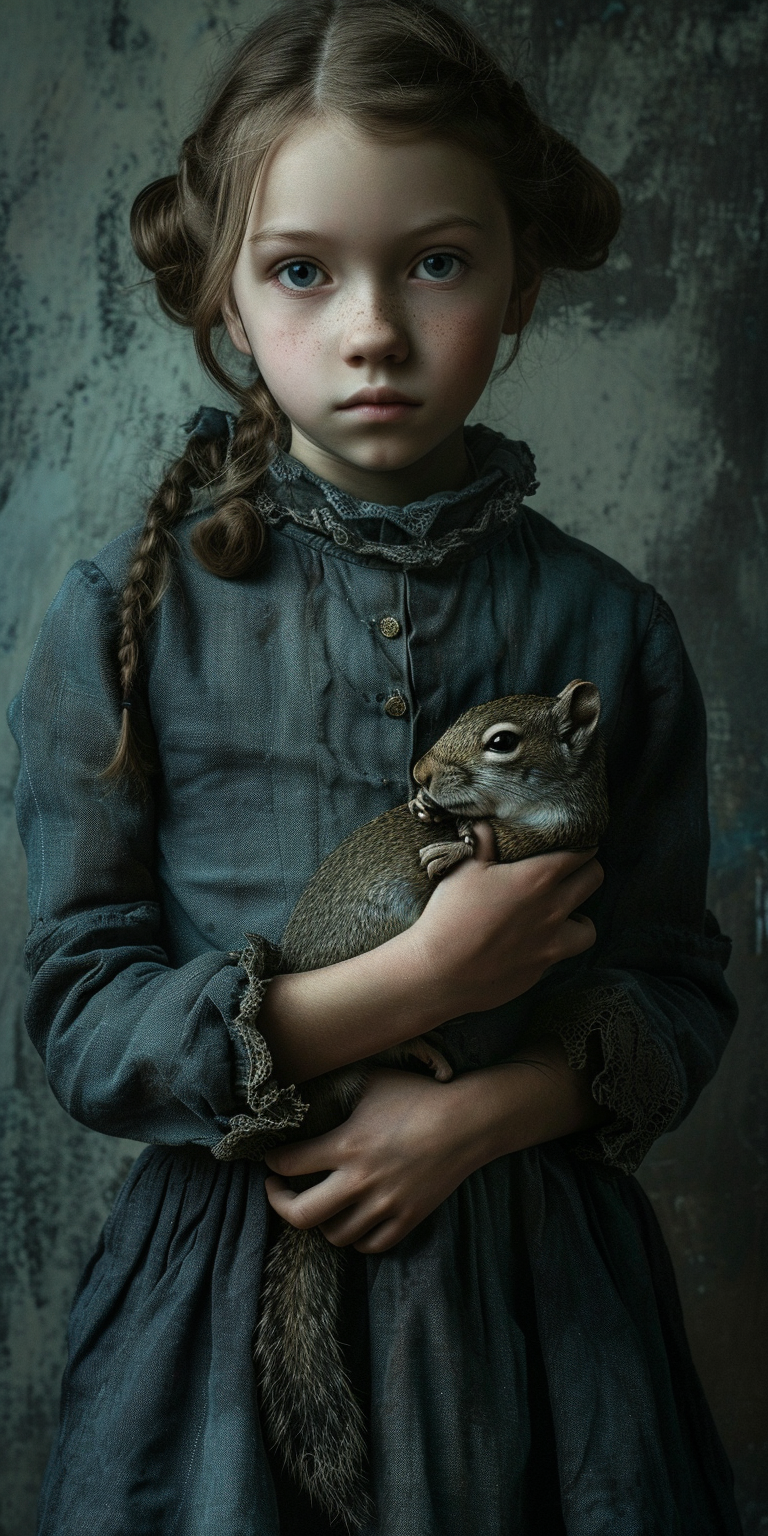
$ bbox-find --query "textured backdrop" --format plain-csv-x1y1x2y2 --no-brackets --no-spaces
1,1,766,1531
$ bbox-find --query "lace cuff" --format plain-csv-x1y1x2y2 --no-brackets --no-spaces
534,983,684,1174
212,933,308,1163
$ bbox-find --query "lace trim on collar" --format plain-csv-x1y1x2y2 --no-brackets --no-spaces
267,441,534,538
252,484,526,567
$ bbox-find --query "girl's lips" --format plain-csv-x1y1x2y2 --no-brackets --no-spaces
336,389,422,421
340,401,420,421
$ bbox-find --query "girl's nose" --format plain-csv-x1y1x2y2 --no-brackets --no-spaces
339,290,410,366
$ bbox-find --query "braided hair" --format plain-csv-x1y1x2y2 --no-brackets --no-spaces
108,0,621,786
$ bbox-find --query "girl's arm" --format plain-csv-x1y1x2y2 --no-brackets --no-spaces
265,1039,605,1253
529,593,738,1175
259,827,603,1083
10,564,290,1152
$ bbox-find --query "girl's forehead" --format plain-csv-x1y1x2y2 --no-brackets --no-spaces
248,114,507,241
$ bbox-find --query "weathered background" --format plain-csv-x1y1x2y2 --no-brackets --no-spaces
1,0,765,1529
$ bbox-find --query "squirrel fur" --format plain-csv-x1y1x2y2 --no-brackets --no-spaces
254,680,608,1527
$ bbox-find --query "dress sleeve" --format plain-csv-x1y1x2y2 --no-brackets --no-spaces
9,561,306,1159
531,592,737,1174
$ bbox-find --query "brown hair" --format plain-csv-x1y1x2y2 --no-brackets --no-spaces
107,0,621,785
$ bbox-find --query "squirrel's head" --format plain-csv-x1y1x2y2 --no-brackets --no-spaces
411,680,604,823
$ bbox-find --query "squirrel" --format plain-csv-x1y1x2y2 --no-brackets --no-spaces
254,680,608,1529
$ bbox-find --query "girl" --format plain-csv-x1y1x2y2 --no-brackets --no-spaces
10,1,742,1532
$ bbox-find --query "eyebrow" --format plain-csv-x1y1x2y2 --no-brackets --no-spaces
249,215,484,246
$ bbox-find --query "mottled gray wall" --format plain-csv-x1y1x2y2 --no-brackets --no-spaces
1,1,765,1531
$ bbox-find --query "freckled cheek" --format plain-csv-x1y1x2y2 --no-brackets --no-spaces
252,316,330,413
420,304,505,400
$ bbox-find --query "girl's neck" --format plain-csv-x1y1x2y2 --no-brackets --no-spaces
287,423,470,507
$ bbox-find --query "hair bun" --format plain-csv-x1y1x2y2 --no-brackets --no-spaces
130,174,202,325
538,137,622,273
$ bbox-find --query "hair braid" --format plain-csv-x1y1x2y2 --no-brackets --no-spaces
104,380,287,789
103,432,226,787
190,377,287,578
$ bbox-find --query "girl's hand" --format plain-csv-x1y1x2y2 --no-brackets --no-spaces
264,1040,603,1252
264,1068,483,1253
406,824,603,1021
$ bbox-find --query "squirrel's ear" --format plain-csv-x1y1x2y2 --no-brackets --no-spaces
552,680,601,753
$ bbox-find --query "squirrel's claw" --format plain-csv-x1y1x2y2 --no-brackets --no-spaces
408,790,446,825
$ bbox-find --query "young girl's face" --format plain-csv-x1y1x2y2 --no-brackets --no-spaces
225,115,530,499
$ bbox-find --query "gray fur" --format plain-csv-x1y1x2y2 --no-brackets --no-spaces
255,681,608,1527
256,1226,374,1529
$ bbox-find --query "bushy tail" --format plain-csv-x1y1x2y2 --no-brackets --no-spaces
254,1223,372,1529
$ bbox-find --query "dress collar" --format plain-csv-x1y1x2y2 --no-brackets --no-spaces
258,424,537,567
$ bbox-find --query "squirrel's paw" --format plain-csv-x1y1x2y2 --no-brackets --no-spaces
372,1037,453,1081
408,791,447,826
419,838,474,880
401,1036,454,1081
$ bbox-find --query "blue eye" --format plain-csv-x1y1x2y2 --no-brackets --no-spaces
277,261,324,290
414,253,463,282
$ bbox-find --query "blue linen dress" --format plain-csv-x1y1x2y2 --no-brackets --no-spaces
9,422,742,1535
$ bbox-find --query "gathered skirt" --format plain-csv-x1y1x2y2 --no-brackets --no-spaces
37,1141,742,1535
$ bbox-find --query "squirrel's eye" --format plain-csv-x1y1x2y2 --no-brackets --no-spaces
485,731,521,754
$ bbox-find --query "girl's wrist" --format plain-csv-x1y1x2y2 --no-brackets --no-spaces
439,1045,604,1173
437,1067,530,1173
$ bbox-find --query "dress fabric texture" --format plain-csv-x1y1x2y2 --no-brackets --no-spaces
9,423,742,1535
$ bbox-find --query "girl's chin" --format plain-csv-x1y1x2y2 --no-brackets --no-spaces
326,428,458,472
288,414,466,481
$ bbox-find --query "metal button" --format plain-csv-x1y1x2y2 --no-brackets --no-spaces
379,616,401,638
384,694,407,718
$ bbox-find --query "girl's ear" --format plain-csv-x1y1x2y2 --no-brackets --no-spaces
222,291,254,357
502,224,542,337
501,269,542,337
